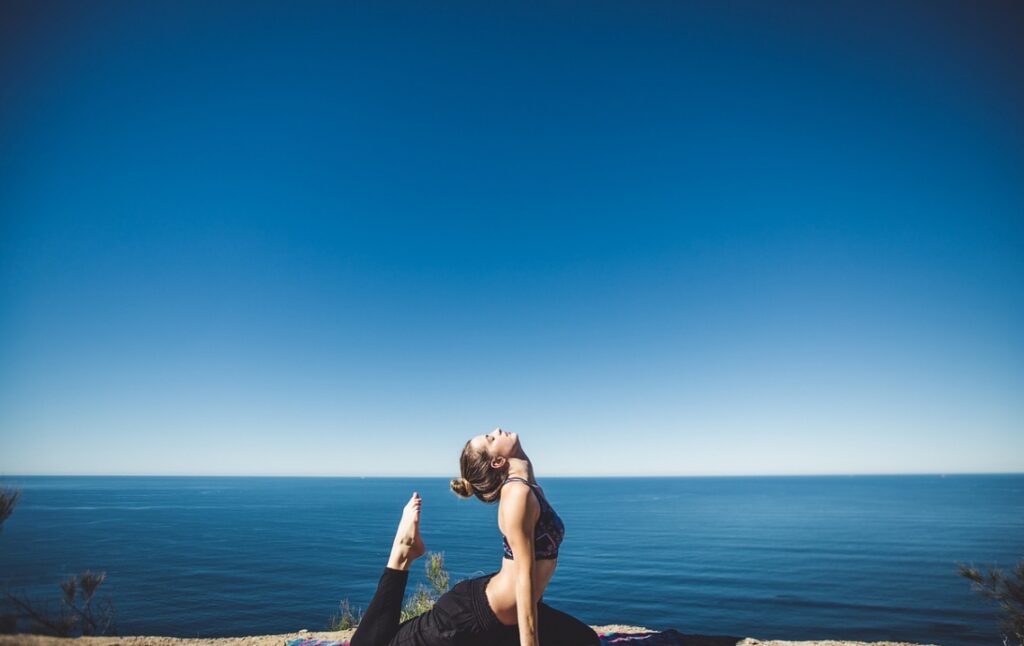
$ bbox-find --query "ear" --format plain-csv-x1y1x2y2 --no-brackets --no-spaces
490,455,506,470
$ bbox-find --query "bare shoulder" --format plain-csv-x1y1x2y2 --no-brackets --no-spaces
499,481,538,519
501,479,532,495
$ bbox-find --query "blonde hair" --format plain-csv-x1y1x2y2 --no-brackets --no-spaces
450,438,505,503
449,477,474,498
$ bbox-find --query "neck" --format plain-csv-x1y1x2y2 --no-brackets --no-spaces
507,456,533,482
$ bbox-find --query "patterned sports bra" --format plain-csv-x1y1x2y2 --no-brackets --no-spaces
501,476,565,561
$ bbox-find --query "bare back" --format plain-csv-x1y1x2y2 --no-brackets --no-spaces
484,482,559,625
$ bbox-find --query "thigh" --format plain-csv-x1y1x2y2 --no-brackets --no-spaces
537,602,600,646
385,610,448,646
386,581,479,646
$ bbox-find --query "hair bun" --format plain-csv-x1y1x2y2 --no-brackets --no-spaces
449,477,474,498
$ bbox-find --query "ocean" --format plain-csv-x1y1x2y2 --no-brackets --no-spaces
0,475,1021,645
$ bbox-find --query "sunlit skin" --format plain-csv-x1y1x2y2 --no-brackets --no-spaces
467,427,555,635
387,428,554,646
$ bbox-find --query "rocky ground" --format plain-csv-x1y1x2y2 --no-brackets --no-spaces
0,626,937,646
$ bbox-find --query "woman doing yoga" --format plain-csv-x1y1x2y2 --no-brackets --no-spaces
350,427,600,646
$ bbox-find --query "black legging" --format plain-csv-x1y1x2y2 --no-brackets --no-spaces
351,567,600,646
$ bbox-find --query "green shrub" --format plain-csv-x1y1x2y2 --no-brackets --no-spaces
3,571,116,636
1,488,22,632
0,488,116,637
0,488,19,533
333,552,451,631
329,598,363,631
959,560,1024,646
400,552,450,622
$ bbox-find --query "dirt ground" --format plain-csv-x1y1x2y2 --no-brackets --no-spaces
0,626,937,646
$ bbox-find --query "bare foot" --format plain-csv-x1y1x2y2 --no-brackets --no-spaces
387,492,425,571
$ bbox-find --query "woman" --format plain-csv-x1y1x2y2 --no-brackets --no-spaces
351,427,600,646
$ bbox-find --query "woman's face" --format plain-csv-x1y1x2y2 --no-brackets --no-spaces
470,427,519,464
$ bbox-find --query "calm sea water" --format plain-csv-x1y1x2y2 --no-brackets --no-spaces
0,476,1021,645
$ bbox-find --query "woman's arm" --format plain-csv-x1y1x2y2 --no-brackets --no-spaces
502,483,540,646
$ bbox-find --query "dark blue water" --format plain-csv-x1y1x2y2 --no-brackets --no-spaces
0,476,1021,645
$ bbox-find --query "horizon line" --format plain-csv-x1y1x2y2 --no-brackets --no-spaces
2,471,1022,479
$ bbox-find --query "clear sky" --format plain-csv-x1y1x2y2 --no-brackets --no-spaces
1,1,1021,477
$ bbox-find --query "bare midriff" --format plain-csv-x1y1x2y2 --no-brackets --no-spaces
484,557,558,626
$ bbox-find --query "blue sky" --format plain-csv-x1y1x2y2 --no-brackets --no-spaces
1,1,1021,476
